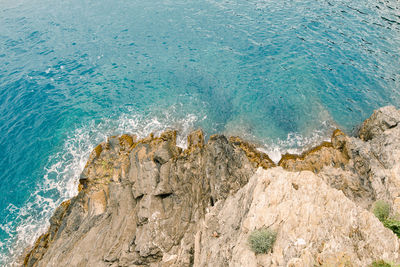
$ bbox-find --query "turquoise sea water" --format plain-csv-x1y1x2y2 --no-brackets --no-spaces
1,0,400,264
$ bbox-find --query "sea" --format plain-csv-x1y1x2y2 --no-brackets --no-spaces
1,0,399,264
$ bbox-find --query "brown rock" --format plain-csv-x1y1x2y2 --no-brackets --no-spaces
278,129,349,173
229,136,276,169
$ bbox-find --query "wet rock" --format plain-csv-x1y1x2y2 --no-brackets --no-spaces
229,136,275,169
278,129,349,173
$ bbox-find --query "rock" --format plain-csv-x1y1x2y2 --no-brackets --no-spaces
194,168,400,266
23,106,400,266
24,129,255,267
187,129,204,151
278,129,349,173
229,136,276,169
359,106,400,141
346,124,400,214
277,110,400,213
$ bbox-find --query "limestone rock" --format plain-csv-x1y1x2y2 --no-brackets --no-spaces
278,108,400,213
24,130,255,267
359,106,400,141
23,106,400,267
194,168,400,267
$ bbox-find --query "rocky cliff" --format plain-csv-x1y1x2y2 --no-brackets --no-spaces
23,106,400,266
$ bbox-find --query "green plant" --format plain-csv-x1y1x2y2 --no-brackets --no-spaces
370,259,392,267
371,200,400,239
248,228,277,254
373,200,390,222
383,218,400,238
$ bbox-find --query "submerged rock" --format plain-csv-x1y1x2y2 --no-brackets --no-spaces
23,107,400,266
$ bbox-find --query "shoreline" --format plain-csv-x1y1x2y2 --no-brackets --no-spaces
21,106,400,266
20,124,353,265
5,114,334,264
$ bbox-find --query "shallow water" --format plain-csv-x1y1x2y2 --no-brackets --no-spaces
1,0,400,264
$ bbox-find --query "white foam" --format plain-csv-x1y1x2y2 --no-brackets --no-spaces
257,147,282,163
227,119,335,164
259,127,333,164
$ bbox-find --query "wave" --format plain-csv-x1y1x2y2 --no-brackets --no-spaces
223,116,336,163
258,129,334,163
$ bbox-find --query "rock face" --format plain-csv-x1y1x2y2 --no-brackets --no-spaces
24,130,256,266
23,106,400,266
195,168,400,267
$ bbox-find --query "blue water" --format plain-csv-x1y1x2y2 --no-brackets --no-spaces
1,0,400,264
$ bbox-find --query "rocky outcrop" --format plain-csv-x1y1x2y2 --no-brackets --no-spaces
358,106,400,141
23,130,256,266
194,168,400,266
277,106,400,212
23,106,400,266
278,129,349,173
346,106,400,212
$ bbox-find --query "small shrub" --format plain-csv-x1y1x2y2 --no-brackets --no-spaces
373,200,390,222
248,228,277,254
383,218,400,238
371,200,400,238
370,259,392,267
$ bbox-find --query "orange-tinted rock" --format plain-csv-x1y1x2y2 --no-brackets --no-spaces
24,199,71,267
187,129,204,150
229,136,276,169
118,134,137,150
278,129,349,173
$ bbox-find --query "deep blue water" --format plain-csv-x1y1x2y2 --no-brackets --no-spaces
1,0,400,264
